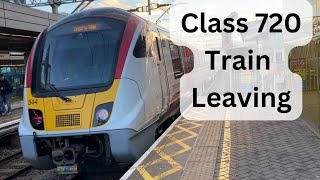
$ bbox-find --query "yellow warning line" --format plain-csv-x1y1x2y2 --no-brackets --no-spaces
152,149,183,179
218,111,231,180
143,121,201,167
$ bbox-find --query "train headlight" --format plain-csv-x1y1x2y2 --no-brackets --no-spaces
93,103,113,127
29,109,44,130
97,109,109,121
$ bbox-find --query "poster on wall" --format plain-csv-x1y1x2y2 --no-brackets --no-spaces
290,58,307,80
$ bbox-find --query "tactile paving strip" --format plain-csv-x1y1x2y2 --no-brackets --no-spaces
180,162,215,180
180,121,223,180
128,119,223,180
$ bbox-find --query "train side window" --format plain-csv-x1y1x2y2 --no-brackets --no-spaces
162,40,167,47
133,34,147,58
169,41,184,79
184,47,194,73
155,37,162,61
133,28,153,58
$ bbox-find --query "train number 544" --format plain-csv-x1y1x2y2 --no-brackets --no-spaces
28,99,38,105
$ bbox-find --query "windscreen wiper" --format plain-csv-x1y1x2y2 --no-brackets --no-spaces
46,83,72,102
41,45,71,102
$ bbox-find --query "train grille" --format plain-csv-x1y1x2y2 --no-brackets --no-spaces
55,114,81,127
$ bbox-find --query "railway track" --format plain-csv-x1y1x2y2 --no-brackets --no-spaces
0,117,32,180
0,119,21,138
0,150,32,180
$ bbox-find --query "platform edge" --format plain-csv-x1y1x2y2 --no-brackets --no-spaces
120,115,182,180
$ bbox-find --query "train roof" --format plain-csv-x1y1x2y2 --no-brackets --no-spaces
48,7,168,33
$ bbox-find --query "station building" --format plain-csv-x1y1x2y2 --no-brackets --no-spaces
0,0,63,101
288,0,320,133
289,36,320,133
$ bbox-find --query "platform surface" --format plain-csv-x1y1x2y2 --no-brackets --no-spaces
122,117,320,180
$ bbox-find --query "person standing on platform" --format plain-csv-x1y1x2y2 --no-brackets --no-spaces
0,74,13,115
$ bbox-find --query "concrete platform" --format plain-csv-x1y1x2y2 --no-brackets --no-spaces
122,117,320,180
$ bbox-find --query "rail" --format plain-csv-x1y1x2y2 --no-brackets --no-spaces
0,119,21,138
0,150,32,180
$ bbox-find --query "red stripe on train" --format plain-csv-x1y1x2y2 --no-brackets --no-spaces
115,16,140,79
26,34,41,88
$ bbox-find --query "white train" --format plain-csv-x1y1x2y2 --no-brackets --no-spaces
18,7,194,174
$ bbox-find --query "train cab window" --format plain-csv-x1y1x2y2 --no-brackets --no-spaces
33,17,125,92
169,41,184,79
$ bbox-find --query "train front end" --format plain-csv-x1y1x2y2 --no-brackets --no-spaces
18,8,146,173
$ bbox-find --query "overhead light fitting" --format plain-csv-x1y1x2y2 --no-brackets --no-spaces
0,32,37,39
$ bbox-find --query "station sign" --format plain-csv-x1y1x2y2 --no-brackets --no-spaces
0,54,9,60
290,58,306,80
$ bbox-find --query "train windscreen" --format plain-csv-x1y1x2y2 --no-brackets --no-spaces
36,17,125,90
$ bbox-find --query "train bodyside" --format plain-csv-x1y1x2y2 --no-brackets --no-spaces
18,7,193,172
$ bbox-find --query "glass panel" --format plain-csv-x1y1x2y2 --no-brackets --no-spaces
36,18,125,90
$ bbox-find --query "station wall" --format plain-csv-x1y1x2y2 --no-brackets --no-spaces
0,0,64,32
289,36,320,133
0,1,64,102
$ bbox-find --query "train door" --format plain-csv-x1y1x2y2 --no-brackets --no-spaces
153,30,170,113
157,30,181,108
